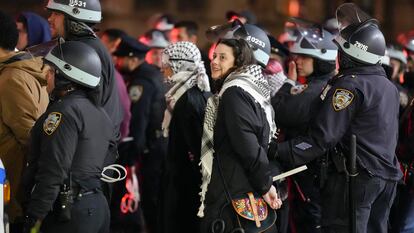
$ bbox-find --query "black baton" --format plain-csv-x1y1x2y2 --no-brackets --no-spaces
349,135,357,233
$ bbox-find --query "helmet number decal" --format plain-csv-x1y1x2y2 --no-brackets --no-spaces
246,36,265,49
69,0,86,8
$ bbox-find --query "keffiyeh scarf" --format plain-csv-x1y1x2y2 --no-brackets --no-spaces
161,41,210,137
197,64,277,217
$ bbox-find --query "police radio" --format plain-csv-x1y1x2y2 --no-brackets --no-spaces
57,173,73,222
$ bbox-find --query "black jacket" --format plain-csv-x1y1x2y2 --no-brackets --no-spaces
72,36,123,140
158,86,211,233
205,86,272,206
277,65,403,181
126,62,166,157
25,91,113,219
272,72,334,139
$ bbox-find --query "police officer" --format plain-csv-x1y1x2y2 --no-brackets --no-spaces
268,3,402,233
271,24,337,233
45,0,123,147
45,0,123,204
384,45,410,111
23,41,113,233
114,35,167,233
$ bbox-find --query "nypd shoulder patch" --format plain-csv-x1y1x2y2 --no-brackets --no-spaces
43,112,62,135
129,85,143,102
332,88,354,111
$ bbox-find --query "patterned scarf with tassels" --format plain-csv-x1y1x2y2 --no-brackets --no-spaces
198,64,277,217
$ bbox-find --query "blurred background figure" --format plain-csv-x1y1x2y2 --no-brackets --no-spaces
114,35,167,233
170,20,212,83
382,44,409,111
149,13,175,43
267,34,290,71
225,9,257,24
15,11,51,50
100,28,132,141
143,30,170,69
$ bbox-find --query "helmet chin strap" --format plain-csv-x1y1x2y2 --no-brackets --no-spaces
64,17,96,40
51,84,77,100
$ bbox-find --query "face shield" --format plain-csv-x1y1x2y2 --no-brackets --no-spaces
26,37,65,58
288,17,338,61
334,3,385,65
335,3,372,33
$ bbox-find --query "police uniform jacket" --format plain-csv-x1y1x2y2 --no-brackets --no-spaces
0,52,49,221
205,86,272,208
72,36,123,140
277,65,403,181
272,72,335,139
126,62,166,156
25,91,113,219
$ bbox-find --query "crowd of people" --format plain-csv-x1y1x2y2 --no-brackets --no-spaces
0,0,414,233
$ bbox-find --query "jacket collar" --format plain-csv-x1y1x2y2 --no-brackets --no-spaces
338,65,386,78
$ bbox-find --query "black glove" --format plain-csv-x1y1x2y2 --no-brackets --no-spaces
22,215,40,233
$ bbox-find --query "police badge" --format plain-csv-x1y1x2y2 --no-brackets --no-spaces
43,112,62,135
332,89,354,111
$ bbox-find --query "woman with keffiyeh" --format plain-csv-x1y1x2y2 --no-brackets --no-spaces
157,41,212,233
198,24,283,233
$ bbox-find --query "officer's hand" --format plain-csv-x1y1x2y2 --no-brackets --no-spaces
22,215,41,233
262,185,282,209
287,61,297,82
268,139,278,161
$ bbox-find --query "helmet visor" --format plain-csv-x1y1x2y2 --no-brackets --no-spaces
26,37,65,58
335,3,372,32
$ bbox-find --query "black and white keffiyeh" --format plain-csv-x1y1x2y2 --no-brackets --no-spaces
161,41,211,137
197,64,277,217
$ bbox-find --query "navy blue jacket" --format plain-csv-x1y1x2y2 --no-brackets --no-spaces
277,65,403,181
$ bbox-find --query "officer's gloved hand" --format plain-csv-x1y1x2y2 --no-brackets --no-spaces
22,215,41,233
268,138,278,161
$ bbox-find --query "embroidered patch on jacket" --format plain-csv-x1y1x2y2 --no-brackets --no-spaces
295,142,313,150
332,88,354,111
43,112,62,135
129,85,143,102
290,84,308,95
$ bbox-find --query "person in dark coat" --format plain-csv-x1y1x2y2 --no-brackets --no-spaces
198,32,282,232
157,41,211,233
23,41,113,233
271,25,337,233
114,35,167,233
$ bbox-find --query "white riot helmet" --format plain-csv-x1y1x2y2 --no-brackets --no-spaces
206,20,271,67
46,0,102,24
334,3,386,65
288,18,338,61
45,40,101,88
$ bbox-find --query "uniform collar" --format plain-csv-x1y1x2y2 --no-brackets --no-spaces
338,65,385,77
308,71,336,82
